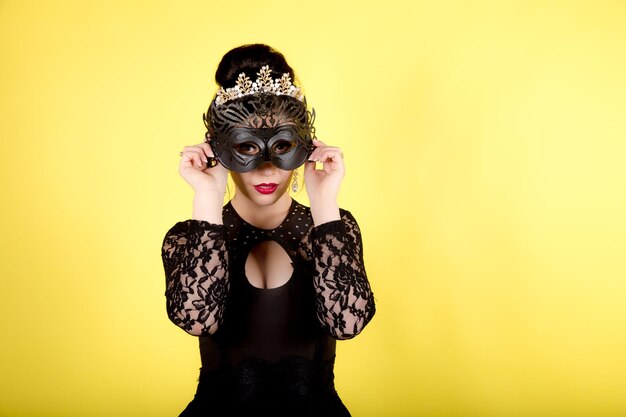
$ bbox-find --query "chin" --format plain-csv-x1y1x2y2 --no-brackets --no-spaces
247,186,290,206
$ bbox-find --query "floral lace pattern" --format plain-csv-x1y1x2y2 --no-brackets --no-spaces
161,200,375,339
310,212,375,339
161,221,229,335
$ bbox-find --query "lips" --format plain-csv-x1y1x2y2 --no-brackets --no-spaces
254,183,278,194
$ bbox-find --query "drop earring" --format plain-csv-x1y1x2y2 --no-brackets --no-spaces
291,170,299,193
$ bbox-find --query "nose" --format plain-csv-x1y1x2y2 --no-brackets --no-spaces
256,161,275,174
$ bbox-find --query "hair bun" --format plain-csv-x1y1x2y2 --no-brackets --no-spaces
215,44,295,88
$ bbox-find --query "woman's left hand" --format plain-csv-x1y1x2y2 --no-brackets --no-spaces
303,139,345,220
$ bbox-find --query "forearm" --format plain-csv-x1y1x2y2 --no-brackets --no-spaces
162,220,229,336
312,211,376,339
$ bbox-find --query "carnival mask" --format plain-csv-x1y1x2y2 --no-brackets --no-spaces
202,66,316,173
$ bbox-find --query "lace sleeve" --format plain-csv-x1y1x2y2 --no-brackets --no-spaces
312,210,376,340
161,220,229,336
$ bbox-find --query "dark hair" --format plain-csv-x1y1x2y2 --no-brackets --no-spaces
215,44,295,88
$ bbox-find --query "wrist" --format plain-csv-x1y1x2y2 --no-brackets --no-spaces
192,191,224,224
310,199,340,226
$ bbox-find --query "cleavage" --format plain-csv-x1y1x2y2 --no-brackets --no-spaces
244,240,294,289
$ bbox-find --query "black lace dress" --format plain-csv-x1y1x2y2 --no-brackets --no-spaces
161,198,376,417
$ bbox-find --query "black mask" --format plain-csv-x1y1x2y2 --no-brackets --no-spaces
203,93,316,173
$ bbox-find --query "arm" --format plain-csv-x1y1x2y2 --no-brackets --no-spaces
312,210,376,339
161,219,229,336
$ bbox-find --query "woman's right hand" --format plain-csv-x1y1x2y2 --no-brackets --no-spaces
178,134,228,199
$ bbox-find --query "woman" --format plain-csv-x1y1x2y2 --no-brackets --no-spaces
161,44,375,417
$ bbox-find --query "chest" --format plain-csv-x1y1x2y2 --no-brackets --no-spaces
244,240,294,289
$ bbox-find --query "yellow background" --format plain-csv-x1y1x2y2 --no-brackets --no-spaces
2,1,626,416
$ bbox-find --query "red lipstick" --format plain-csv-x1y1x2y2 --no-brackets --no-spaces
254,183,278,194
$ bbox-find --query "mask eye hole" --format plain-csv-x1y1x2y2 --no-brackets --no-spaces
234,142,261,156
272,140,295,155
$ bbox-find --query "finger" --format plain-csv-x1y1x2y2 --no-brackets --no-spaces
189,143,213,161
183,144,213,163
312,147,343,164
303,161,323,185
180,149,206,168
308,139,325,161
309,145,331,162
315,151,345,174
199,142,215,159
309,142,341,162
192,151,205,168
303,160,314,176
182,144,207,153
179,155,198,170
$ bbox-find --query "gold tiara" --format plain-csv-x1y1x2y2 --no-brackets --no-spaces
214,65,304,106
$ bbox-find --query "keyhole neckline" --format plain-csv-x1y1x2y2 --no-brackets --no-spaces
243,238,296,291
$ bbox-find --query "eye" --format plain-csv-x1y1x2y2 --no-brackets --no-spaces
272,140,295,154
233,142,261,156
